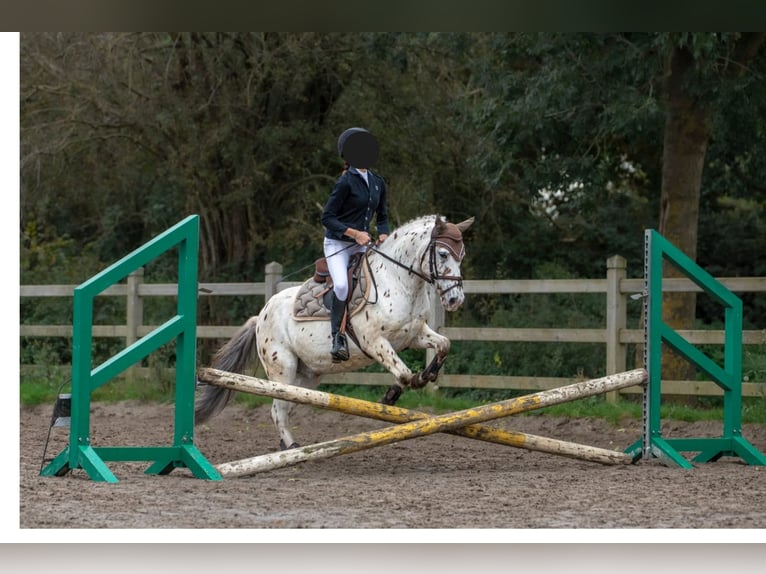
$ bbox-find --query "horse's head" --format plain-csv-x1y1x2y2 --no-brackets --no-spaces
428,215,474,311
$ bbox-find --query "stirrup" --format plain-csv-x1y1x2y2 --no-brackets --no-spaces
331,333,349,362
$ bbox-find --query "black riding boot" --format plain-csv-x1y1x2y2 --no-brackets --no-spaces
330,293,349,362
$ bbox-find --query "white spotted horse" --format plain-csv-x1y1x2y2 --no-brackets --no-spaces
195,214,473,450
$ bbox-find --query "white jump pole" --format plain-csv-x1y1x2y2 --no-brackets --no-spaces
202,368,647,477
198,368,636,466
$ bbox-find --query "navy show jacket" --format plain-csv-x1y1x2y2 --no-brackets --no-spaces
322,168,390,241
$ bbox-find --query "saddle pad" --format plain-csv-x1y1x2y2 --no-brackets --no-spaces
292,255,371,321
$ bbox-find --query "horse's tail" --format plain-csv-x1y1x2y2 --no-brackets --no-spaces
195,315,259,424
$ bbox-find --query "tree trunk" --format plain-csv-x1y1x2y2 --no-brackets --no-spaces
658,45,713,382
634,34,766,386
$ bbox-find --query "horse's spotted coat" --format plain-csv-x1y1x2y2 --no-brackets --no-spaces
196,214,474,449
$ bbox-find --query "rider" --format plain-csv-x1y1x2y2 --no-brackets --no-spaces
321,127,389,362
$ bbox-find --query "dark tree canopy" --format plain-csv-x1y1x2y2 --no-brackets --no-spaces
21,33,766,342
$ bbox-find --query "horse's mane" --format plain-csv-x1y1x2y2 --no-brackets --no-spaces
390,214,439,235
376,215,442,263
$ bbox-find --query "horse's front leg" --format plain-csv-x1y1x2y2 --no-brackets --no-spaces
408,323,451,389
413,352,447,389
371,323,451,405
364,336,420,405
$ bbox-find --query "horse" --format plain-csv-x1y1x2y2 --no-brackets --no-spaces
195,214,474,450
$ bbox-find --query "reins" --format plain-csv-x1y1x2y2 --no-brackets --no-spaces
367,244,434,284
284,219,465,300
279,214,467,295
277,242,357,283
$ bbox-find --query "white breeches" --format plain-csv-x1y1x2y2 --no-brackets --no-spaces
323,237,366,301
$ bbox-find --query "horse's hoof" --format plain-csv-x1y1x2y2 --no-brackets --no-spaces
380,385,403,405
279,440,300,450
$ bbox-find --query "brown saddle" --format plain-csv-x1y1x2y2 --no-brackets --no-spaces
292,252,371,322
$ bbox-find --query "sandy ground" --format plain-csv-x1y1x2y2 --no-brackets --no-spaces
19,399,766,530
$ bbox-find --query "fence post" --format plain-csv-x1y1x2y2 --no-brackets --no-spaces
264,261,283,301
126,267,144,378
426,293,446,395
605,255,627,403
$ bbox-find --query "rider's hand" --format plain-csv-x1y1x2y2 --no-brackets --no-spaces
376,234,388,245
351,230,371,245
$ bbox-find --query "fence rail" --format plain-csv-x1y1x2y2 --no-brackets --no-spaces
20,257,766,398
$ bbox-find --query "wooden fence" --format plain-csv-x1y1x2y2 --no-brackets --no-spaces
20,257,766,399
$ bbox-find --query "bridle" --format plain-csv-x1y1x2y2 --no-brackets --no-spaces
368,221,465,298
345,219,466,361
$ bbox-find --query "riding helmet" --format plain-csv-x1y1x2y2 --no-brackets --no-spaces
337,127,379,168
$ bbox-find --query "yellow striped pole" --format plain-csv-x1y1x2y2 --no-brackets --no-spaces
198,368,635,466
200,368,647,477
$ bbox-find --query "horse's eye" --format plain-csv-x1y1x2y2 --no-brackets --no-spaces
438,249,449,260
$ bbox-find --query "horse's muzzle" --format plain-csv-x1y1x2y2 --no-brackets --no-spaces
442,291,465,312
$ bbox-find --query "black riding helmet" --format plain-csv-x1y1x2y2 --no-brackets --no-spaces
337,127,379,168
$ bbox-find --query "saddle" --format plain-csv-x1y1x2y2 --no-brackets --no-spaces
292,252,371,322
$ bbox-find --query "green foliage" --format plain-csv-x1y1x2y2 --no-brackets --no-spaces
19,367,175,405
443,261,639,379
465,34,662,277
21,32,766,289
743,342,766,384
19,33,766,384
447,341,606,380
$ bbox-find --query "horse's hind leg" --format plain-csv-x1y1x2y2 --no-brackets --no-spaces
261,344,303,450
272,399,299,450
270,364,319,450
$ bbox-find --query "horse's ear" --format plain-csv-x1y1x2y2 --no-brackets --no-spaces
456,217,475,234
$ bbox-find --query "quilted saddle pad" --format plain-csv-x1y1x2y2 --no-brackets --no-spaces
292,254,371,321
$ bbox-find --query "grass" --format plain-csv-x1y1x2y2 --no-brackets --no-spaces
20,366,177,406
531,396,643,425
20,368,766,426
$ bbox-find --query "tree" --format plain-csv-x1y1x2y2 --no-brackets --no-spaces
20,33,766,378
658,33,765,378
21,33,361,281
20,32,483,359
22,33,489,280
468,32,766,379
